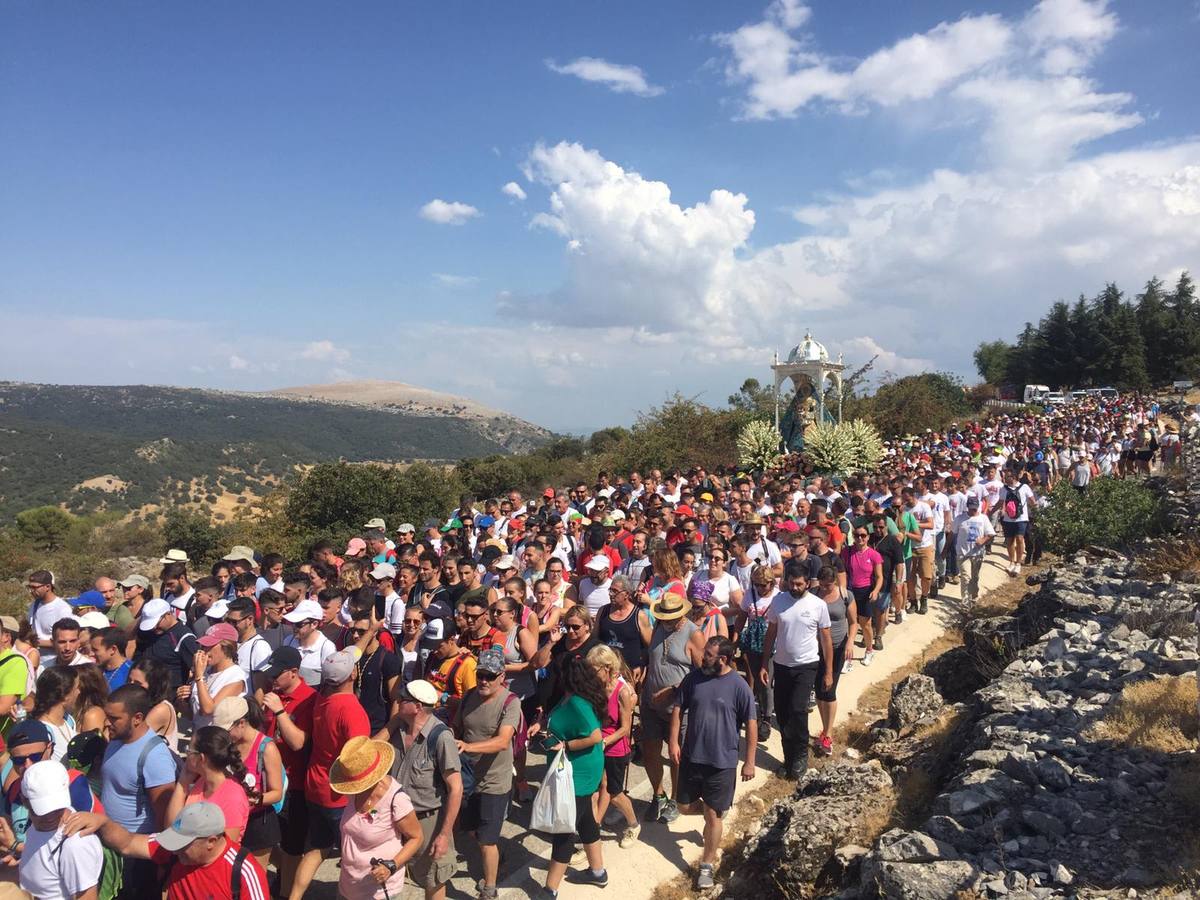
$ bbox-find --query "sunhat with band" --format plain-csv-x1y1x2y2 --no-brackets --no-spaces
330,736,396,795
649,591,690,621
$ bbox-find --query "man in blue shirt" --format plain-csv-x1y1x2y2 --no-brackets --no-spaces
100,684,178,900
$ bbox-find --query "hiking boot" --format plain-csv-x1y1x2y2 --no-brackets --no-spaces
918,596,928,615
861,649,875,667
937,575,946,590
818,733,833,756
696,864,715,890
872,635,883,651
644,795,666,822
930,583,939,599
894,608,905,624
569,868,609,888
618,824,641,848
757,717,772,741
786,757,808,780
658,798,680,824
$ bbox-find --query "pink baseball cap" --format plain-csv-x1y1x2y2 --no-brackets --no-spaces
345,537,367,556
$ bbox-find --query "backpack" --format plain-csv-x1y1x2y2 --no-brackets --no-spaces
1003,486,1024,520
135,734,182,818
739,586,769,654
253,734,288,814
427,721,477,798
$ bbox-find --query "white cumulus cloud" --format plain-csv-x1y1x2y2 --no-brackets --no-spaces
546,57,665,97
300,340,350,362
419,199,481,225
502,181,527,201
434,273,480,288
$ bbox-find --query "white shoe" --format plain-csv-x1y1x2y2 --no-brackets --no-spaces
842,659,854,675
862,650,875,667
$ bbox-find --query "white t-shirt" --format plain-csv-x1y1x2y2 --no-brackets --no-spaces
999,483,1037,523
29,598,74,644
909,501,936,549
982,479,1004,512
747,538,783,568
580,578,612,617
955,514,996,560
704,572,742,612
191,664,248,729
19,824,104,900
285,633,336,686
766,591,831,666
237,635,273,692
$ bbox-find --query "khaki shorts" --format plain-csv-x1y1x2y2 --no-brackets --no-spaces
408,810,458,889
908,546,934,585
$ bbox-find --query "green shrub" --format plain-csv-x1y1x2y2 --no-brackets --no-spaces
1038,477,1164,554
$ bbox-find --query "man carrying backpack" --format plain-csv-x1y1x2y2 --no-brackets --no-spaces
62,801,269,900
998,470,1037,577
16,760,103,900
452,649,519,900
98,684,178,900
380,679,464,900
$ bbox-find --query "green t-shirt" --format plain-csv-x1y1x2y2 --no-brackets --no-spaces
899,512,919,560
110,603,134,631
547,694,603,796
0,649,29,738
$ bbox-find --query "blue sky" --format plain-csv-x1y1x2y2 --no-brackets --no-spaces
2,0,1199,433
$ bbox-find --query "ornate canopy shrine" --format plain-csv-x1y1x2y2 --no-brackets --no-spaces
772,332,845,451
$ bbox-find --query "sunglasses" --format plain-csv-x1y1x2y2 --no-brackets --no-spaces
463,612,486,621
403,619,422,626
855,532,869,538
349,627,369,636
223,616,246,626
477,671,501,682
565,623,585,632
11,751,46,767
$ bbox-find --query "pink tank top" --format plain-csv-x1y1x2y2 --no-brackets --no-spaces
603,678,631,758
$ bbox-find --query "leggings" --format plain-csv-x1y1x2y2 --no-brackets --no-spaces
550,794,601,863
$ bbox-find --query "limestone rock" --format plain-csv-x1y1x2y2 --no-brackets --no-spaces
888,674,944,731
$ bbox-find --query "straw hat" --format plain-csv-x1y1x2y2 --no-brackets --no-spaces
650,591,689,621
329,736,396,795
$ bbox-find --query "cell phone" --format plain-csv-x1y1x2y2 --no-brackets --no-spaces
375,592,387,621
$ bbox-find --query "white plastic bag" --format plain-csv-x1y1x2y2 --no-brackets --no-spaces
530,745,576,834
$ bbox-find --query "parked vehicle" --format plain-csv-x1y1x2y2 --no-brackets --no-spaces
1023,384,1051,403
1045,391,1066,406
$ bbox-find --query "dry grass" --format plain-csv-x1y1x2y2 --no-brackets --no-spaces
1136,535,1200,579
1087,676,1200,752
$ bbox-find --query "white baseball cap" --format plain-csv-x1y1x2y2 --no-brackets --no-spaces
138,598,171,632
370,563,397,580
283,599,324,623
23,760,71,815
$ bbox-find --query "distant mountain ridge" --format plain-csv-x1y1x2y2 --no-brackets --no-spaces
0,381,550,520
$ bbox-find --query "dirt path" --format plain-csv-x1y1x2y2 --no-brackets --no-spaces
310,547,1021,899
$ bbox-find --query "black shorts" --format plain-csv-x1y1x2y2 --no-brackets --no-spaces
304,800,344,851
279,791,309,856
603,754,630,796
242,806,282,852
815,639,847,703
461,791,510,845
677,760,736,814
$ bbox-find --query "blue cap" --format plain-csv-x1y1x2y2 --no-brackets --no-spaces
8,720,53,750
477,515,496,528
70,590,107,609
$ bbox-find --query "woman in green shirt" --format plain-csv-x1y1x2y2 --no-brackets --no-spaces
529,654,608,896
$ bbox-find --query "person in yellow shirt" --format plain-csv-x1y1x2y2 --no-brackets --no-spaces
426,620,476,721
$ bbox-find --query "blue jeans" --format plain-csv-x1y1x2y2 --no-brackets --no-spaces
934,532,947,579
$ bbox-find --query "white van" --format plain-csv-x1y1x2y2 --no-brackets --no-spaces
1046,392,1066,406
1023,384,1051,404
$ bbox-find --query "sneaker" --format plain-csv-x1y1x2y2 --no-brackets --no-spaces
873,635,883,651
570,868,609,888
757,717,772,741
841,659,854,675
818,733,833,756
862,650,875,667
479,887,499,900
618,824,641,848
918,596,928,615
937,575,946,590
1015,564,1022,575
658,798,680,824
947,575,959,585
894,608,905,625
696,864,715,890
644,795,665,823
929,584,939,599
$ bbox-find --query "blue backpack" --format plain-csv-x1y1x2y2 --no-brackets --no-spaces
254,734,288,814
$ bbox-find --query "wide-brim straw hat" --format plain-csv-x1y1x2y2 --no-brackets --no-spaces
329,736,395,795
650,591,689,621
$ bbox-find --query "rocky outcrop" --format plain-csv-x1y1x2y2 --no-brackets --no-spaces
724,761,895,898
857,556,1199,899
887,675,944,731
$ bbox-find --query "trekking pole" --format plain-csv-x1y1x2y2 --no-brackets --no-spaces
370,858,393,900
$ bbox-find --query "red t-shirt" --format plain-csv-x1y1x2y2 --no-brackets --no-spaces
271,682,316,789
305,692,370,808
148,836,269,900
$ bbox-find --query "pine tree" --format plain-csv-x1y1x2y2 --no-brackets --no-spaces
1033,301,1075,388
1069,295,1101,385
1163,271,1200,381
1135,277,1173,384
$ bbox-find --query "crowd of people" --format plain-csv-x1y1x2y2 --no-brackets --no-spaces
0,392,1172,900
